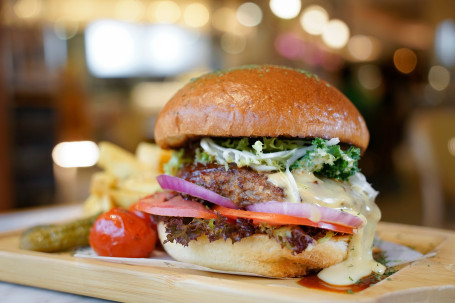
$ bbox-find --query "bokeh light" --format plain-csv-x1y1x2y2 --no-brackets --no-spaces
86,21,208,77
428,65,451,91
299,5,328,35
54,17,79,40
212,7,237,32
348,35,374,61
274,33,304,60
144,24,203,75
269,0,301,20
52,141,99,168
13,0,42,19
236,2,262,27
357,64,382,90
393,48,417,74
147,1,181,24
322,19,350,49
85,20,138,77
435,19,455,67
183,3,210,28
220,33,247,54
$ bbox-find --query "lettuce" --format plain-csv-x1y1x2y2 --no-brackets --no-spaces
163,149,191,176
165,137,362,183
195,148,213,164
199,137,360,181
160,215,328,254
200,137,311,172
217,137,251,151
216,137,307,153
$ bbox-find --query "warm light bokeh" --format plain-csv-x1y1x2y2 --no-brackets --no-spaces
269,0,301,20
322,19,350,49
299,5,328,35
52,141,99,168
393,48,418,74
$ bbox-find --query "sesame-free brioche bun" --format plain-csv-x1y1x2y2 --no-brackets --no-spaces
154,65,369,151
158,222,350,278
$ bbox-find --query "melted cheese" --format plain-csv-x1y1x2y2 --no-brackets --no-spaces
267,170,385,285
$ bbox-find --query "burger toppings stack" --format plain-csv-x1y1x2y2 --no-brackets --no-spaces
18,65,388,288
129,65,386,285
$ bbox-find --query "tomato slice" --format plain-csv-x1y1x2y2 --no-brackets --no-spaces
213,206,355,234
137,192,354,234
137,194,216,219
138,192,176,205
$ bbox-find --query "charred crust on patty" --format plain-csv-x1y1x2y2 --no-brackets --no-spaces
177,163,286,208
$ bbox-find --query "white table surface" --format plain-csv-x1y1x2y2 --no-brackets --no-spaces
0,204,113,303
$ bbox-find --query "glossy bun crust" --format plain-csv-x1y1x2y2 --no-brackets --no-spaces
158,222,350,278
155,65,369,151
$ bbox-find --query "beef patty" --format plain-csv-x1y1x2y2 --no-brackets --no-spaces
176,163,286,208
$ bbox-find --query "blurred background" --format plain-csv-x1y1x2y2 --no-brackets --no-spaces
0,0,454,229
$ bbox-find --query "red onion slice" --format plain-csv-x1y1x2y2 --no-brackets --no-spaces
246,201,364,228
157,175,239,209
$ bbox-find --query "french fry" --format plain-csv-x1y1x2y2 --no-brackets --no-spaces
83,194,115,216
90,172,117,196
83,141,167,215
136,142,172,174
108,189,153,209
97,141,146,179
117,173,161,194
136,142,161,170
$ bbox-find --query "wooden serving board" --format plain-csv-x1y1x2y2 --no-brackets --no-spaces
0,222,454,303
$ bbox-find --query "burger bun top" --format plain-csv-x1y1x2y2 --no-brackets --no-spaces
154,65,369,151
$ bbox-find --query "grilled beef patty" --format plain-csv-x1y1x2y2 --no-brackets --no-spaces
176,163,286,208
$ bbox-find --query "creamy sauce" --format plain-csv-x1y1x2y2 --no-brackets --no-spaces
267,172,300,203
309,206,321,223
298,272,384,293
267,170,385,285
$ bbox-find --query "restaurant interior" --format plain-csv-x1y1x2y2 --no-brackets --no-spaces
0,0,454,230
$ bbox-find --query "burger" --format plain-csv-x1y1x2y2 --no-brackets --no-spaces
136,65,385,285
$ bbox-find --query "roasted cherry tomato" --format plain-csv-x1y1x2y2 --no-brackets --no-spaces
89,208,156,258
128,202,157,232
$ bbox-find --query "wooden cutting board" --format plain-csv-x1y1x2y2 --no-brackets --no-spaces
0,222,454,303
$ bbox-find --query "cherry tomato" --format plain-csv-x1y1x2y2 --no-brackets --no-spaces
128,202,157,232
89,208,156,258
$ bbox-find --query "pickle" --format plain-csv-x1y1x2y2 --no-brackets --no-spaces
19,214,99,252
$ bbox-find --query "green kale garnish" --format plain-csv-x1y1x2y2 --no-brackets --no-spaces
164,137,361,181
291,138,360,180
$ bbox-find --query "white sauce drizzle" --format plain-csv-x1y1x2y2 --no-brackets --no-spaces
200,137,385,285
267,170,385,285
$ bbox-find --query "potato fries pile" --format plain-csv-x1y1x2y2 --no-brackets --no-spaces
83,142,171,215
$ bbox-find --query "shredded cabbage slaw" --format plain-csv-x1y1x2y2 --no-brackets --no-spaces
164,137,368,204
197,137,361,202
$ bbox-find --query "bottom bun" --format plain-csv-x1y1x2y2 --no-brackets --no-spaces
158,222,350,278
